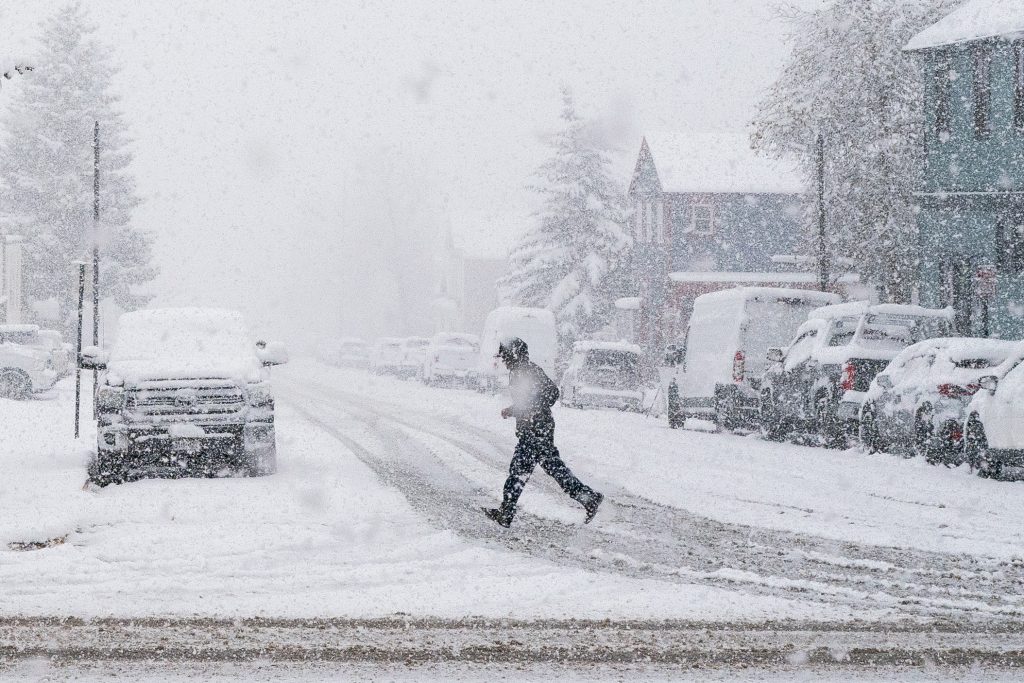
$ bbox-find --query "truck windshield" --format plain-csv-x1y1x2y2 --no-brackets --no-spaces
582,350,641,386
857,314,950,351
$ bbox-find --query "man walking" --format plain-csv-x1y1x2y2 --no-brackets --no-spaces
483,337,603,528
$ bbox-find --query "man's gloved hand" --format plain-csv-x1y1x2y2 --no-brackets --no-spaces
501,406,514,419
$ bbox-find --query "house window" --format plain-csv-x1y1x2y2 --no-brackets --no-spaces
973,45,992,139
1015,42,1024,131
934,53,952,137
690,204,714,235
997,213,1024,274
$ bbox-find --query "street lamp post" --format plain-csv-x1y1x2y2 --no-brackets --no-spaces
815,133,829,292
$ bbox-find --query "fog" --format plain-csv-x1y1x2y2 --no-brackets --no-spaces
0,0,820,348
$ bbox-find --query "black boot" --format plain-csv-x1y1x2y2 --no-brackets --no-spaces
483,507,512,528
578,491,604,524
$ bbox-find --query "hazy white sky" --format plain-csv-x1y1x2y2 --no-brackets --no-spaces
0,0,822,342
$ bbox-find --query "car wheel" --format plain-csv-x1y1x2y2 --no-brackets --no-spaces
815,392,844,449
88,452,128,487
965,415,998,478
914,405,939,463
0,369,31,400
759,391,789,441
715,393,735,433
859,403,884,453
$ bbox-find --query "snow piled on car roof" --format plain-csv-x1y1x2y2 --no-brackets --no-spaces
108,307,261,383
572,340,643,354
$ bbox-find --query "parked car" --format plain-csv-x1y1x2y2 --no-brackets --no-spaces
858,338,1018,464
398,337,431,379
79,308,288,486
963,345,1024,479
476,307,558,392
321,337,370,369
422,332,479,386
371,337,405,375
761,302,954,446
0,324,70,399
663,287,841,430
560,341,651,411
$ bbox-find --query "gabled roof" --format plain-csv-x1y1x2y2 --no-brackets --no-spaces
905,0,1024,51
628,132,803,195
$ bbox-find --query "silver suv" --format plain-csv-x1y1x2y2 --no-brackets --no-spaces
80,308,288,486
0,324,70,399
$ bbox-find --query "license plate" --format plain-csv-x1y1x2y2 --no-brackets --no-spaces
172,439,203,454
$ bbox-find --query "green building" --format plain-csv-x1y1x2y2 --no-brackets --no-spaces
905,1,1024,338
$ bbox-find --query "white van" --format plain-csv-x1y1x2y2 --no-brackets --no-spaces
665,287,841,429
476,306,558,392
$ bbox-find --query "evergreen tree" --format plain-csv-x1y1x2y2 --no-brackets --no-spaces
751,0,958,302
499,91,630,353
0,2,155,331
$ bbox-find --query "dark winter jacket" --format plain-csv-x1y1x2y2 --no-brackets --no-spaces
507,360,559,438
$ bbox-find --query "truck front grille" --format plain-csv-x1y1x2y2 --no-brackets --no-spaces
128,382,246,418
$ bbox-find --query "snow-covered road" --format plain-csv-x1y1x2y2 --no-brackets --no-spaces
274,362,1024,622
4,359,1024,671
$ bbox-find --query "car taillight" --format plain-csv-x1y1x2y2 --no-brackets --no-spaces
841,363,855,392
938,383,979,399
732,351,745,383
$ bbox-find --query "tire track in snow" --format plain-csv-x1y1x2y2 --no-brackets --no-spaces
277,376,1024,622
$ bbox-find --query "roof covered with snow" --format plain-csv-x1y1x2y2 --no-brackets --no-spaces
633,132,803,195
572,340,643,355
905,0,1024,51
809,301,955,321
694,286,841,306
669,271,861,285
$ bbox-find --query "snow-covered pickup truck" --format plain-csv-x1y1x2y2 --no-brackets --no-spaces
79,308,288,486
0,324,70,399
760,302,953,447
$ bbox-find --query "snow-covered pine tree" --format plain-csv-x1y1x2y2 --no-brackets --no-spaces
499,90,630,354
0,2,155,331
751,0,959,302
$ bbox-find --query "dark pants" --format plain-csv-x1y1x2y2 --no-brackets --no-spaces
500,422,594,519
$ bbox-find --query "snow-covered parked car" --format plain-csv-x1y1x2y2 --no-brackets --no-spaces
560,341,651,412
370,337,405,375
320,337,370,369
421,332,479,386
0,324,70,399
398,336,431,379
79,308,288,486
760,302,953,446
664,287,840,430
858,338,1018,464
963,344,1024,479
476,306,557,393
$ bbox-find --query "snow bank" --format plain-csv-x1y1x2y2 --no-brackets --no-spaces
905,0,1024,51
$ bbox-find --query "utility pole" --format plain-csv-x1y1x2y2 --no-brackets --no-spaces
92,121,100,402
74,262,86,438
816,133,828,292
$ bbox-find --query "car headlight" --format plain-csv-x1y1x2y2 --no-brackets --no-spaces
97,386,126,412
248,383,274,407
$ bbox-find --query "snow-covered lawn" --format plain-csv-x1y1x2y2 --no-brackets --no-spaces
0,375,822,621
